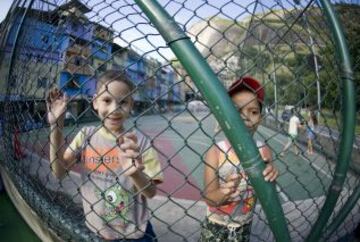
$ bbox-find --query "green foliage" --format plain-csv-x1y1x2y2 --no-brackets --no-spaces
209,4,359,110
335,4,360,110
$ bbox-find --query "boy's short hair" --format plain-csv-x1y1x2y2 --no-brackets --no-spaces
228,76,265,110
96,70,135,93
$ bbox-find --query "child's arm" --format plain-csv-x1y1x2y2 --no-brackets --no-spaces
259,145,278,182
203,146,242,207
203,144,278,207
47,88,77,179
119,132,157,198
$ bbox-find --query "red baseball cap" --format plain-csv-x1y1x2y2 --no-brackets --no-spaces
227,76,265,103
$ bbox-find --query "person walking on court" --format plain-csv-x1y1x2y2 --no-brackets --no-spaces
280,108,302,157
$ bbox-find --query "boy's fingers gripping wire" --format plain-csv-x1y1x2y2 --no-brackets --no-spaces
259,145,272,163
120,135,140,152
118,132,144,176
220,173,241,195
122,132,142,164
126,149,145,171
262,164,279,182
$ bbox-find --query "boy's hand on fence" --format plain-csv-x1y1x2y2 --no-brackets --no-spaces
220,173,241,197
263,163,278,182
259,145,278,181
46,88,68,126
259,145,272,163
119,131,144,176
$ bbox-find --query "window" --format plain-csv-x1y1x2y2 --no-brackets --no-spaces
25,52,32,60
97,64,106,72
41,35,49,44
72,22,78,32
36,54,43,62
9,75,17,88
67,77,80,89
37,78,47,88
74,57,81,66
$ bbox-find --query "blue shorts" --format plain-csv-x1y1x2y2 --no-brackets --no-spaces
306,128,316,140
107,223,157,242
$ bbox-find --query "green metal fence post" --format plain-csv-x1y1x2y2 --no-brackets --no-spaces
134,0,291,241
324,184,360,239
306,0,356,241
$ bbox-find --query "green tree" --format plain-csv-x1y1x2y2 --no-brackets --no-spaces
335,3,360,109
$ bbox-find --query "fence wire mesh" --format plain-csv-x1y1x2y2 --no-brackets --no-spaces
0,0,359,241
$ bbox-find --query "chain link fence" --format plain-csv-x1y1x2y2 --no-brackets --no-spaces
0,0,359,241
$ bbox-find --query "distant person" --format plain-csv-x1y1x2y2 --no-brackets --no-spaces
47,70,163,241
280,108,302,157
201,76,278,242
306,109,318,155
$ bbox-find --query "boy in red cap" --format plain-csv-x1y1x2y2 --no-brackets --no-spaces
201,76,278,242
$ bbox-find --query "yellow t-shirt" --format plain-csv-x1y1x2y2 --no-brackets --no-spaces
68,126,163,240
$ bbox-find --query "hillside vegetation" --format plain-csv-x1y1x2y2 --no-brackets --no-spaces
184,4,360,110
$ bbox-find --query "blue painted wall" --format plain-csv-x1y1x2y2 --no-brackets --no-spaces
62,19,92,41
91,39,112,60
4,9,182,103
6,15,61,62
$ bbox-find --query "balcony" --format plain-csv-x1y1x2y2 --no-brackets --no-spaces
63,54,94,76
94,28,112,41
66,44,91,57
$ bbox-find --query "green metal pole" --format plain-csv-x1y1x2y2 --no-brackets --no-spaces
134,1,290,241
324,184,360,239
306,0,356,241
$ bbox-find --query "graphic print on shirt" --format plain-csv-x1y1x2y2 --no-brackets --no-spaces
208,141,257,219
209,173,256,216
96,184,131,224
240,187,255,214
83,147,122,174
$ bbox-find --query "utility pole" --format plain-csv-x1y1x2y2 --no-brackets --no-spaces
301,8,322,120
308,28,321,117
270,52,279,127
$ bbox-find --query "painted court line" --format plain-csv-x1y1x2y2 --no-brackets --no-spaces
276,185,290,202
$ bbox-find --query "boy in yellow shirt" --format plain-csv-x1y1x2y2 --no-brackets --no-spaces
47,70,163,241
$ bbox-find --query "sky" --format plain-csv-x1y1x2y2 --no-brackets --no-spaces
0,1,14,22
80,0,295,61
0,0,260,60
0,0,299,61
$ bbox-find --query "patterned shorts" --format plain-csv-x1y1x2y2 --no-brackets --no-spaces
200,219,251,242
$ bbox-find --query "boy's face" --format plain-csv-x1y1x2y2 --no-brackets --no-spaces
231,90,262,134
93,81,133,133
